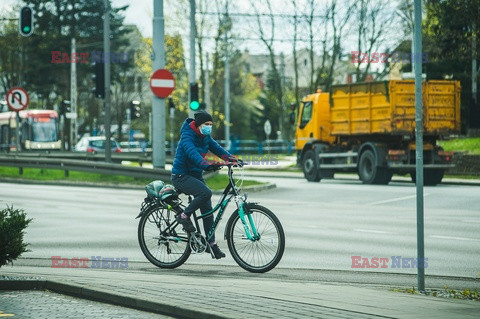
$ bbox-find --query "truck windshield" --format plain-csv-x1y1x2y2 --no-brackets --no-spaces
32,120,57,142
299,101,312,128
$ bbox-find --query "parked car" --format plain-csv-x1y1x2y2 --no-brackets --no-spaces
74,136,122,153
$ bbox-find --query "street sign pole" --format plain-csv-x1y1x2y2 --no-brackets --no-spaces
414,0,425,293
103,0,112,162
15,112,20,152
152,0,166,168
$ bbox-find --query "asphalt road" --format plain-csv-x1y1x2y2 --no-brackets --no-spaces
1,176,479,281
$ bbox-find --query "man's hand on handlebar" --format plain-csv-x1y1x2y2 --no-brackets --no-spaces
228,158,245,167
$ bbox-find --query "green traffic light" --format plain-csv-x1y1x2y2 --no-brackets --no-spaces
190,101,200,111
23,26,31,32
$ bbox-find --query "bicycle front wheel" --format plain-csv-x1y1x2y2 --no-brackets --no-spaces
225,204,285,273
138,204,191,268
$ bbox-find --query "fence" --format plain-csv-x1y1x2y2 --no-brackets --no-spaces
0,155,172,180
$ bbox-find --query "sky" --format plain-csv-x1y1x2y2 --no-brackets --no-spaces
2,0,407,70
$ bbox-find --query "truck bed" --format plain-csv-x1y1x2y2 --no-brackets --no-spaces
329,80,461,136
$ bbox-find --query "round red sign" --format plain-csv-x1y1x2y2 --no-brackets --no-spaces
150,69,175,98
6,87,29,112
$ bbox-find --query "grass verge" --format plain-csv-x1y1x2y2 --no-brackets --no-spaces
391,286,479,301
439,138,480,154
0,166,265,190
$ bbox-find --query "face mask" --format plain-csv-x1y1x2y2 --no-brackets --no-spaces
200,124,212,135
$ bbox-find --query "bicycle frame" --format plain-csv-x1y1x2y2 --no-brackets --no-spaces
165,165,260,243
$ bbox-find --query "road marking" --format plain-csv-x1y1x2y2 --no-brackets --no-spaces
0,311,15,317
461,219,480,223
430,235,480,242
368,193,430,206
353,229,392,234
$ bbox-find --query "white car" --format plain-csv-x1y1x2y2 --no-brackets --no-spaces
74,136,122,153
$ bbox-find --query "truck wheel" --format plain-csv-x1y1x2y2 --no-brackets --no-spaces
411,170,444,186
358,150,392,185
303,150,321,182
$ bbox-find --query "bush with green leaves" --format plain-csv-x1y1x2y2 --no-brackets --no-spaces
0,206,32,267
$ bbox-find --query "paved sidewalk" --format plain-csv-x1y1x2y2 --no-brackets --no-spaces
0,290,173,319
1,265,479,319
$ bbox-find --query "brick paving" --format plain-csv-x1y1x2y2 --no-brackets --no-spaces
0,291,174,319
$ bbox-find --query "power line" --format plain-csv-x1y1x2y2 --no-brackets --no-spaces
197,11,327,19
196,34,329,44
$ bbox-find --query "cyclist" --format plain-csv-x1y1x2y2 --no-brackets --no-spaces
171,110,236,259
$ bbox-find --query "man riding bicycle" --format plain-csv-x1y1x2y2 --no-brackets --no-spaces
171,110,237,259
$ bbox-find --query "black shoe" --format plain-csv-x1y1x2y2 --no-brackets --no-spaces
175,214,196,233
207,244,226,259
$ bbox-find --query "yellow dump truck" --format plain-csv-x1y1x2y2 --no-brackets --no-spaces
295,80,461,185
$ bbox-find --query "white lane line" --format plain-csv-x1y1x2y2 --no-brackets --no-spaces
368,193,430,206
353,229,392,234
430,235,480,242
461,219,480,223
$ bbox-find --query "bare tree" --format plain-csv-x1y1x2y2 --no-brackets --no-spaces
249,0,285,138
314,0,354,91
353,0,395,82
291,0,300,106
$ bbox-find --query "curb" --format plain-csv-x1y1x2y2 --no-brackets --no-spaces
240,171,480,186
0,280,230,319
0,177,145,190
0,177,276,193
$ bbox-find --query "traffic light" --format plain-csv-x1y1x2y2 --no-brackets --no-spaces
60,100,71,116
19,6,34,37
130,101,141,119
168,97,175,110
93,62,105,99
189,83,199,111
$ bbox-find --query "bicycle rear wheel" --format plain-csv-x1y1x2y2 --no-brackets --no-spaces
225,204,285,273
138,204,191,268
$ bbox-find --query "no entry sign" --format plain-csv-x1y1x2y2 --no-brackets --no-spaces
6,87,29,111
150,69,175,98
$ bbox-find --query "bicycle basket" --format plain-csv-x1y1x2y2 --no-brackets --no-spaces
145,180,178,202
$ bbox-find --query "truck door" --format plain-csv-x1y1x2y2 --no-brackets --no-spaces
295,101,314,152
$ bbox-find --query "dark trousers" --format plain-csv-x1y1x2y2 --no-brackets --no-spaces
171,174,215,243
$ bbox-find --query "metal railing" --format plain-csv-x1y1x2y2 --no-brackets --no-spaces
0,155,172,180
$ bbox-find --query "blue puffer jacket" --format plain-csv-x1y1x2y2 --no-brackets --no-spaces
172,118,230,177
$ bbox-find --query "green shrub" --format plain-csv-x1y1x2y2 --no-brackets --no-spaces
0,206,32,267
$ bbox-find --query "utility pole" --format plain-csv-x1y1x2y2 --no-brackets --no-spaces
152,0,166,168
414,0,425,293
103,0,112,162
189,0,196,118
205,52,212,114
70,37,77,149
279,52,286,140
472,22,478,110
223,13,231,151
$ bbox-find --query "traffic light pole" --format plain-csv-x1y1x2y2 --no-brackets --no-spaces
223,14,230,151
152,0,166,168
103,0,112,162
189,0,196,118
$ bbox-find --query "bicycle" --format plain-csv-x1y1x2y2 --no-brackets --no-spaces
136,163,285,273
